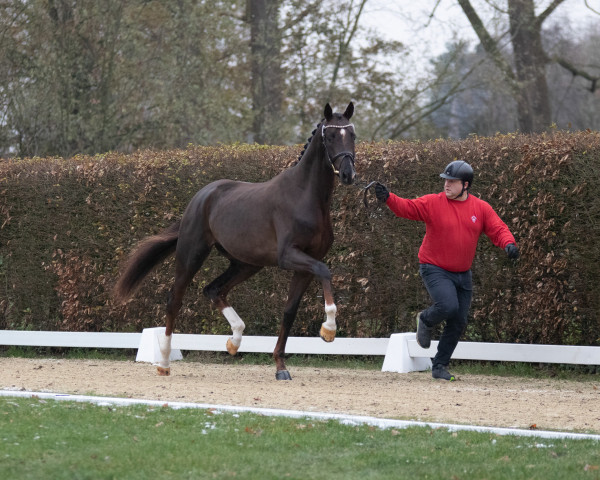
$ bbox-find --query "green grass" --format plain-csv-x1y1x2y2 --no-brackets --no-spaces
1,397,599,480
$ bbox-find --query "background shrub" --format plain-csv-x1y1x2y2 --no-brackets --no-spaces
1,131,598,345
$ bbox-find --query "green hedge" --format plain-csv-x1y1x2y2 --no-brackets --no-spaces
1,131,599,345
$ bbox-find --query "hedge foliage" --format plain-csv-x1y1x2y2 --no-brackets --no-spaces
1,131,599,345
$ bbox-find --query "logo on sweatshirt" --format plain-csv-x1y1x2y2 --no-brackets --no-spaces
471,215,477,223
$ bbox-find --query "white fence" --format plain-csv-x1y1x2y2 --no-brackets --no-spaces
0,329,387,354
1,329,599,373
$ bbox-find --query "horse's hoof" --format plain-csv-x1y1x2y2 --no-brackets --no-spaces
319,325,336,343
275,370,292,380
156,366,171,376
226,338,239,355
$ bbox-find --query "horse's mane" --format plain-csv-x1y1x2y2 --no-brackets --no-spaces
293,120,323,166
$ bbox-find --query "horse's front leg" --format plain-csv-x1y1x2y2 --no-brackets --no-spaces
278,246,337,345
274,272,313,380
319,277,337,343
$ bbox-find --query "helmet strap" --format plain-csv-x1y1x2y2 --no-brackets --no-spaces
451,181,469,200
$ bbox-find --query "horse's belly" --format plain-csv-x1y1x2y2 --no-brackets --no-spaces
211,219,279,266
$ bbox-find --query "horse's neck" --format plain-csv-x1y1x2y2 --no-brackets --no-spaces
293,135,335,205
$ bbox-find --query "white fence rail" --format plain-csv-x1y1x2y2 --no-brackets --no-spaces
1,330,599,373
380,333,600,373
0,330,142,349
0,330,387,355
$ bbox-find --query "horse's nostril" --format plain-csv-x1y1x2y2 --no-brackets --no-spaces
342,171,355,185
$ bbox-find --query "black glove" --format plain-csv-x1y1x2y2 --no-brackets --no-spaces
505,243,519,260
375,183,389,203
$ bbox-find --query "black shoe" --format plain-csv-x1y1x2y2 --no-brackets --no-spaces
416,311,432,349
432,365,456,381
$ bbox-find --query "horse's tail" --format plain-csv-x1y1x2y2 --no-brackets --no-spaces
114,221,181,304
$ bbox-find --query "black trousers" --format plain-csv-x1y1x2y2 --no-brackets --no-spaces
418,263,472,368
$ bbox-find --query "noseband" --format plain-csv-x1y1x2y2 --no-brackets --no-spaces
321,123,355,175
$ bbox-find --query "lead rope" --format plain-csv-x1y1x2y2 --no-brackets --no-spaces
361,181,384,208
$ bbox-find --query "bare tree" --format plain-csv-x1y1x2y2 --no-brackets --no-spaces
455,0,599,133
246,0,284,144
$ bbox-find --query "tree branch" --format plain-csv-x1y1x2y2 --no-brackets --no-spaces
555,57,600,92
373,49,487,139
456,0,518,91
425,0,442,27
281,1,321,32
329,0,368,94
585,0,600,15
534,0,566,28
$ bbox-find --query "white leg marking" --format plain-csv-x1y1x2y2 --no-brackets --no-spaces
322,303,337,332
157,332,172,369
222,306,245,347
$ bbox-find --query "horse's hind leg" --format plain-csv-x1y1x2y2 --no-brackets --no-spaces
273,272,313,380
203,260,262,355
158,245,211,376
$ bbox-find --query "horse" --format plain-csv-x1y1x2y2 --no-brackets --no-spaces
114,102,356,380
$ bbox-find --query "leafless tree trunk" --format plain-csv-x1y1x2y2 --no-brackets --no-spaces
247,0,283,144
507,0,552,132
456,0,559,133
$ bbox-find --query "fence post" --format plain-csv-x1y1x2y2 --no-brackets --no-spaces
381,333,432,373
135,327,183,364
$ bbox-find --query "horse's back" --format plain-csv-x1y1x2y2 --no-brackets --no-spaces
180,178,281,265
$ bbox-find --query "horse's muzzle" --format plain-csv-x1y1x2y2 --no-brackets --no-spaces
338,155,356,185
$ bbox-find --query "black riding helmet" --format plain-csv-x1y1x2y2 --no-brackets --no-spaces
440,160,473,186
440,160,473,198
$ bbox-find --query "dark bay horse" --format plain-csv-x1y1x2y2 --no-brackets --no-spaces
114,102,356,380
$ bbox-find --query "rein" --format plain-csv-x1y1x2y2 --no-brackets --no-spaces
321,123,355,174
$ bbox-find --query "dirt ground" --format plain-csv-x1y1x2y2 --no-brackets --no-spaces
1,357,599,433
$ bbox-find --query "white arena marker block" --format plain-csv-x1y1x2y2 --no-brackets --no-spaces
381,333,432,373
136,327,183,363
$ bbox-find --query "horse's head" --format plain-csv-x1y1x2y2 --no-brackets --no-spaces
322,102,356,185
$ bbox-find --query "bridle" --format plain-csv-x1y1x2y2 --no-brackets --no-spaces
319,122,389,207
321,123,355,175
318,124,385,208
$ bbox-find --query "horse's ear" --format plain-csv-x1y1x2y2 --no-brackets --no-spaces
324,103,333,121
343,102,354,120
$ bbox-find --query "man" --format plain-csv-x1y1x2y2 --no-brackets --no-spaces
375,160,519,381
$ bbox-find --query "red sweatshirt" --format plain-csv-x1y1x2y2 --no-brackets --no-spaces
386,192,516,272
